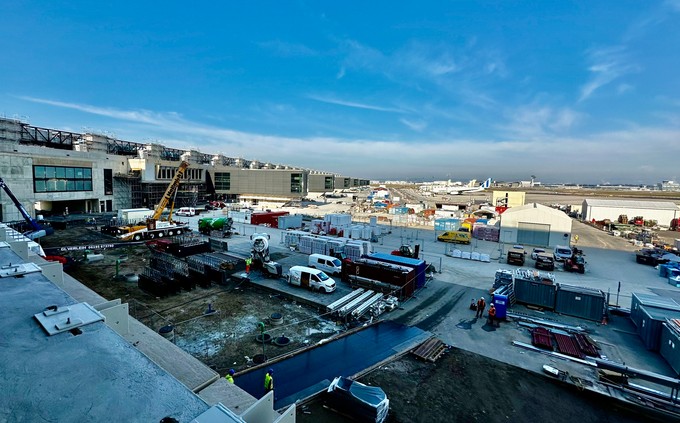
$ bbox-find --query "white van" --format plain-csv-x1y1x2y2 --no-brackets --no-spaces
288,266,336,293
176,207,196,217
308,254,342,275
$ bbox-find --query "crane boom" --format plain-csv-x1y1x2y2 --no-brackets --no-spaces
0,177,42,232
152,161,189,221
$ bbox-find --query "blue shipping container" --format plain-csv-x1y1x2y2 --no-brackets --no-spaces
367,253,427,288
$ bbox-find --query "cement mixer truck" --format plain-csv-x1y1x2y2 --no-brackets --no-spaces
250,233,283,278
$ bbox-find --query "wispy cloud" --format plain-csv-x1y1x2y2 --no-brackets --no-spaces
501,104,582,139
666,0,680,12
256,40,318,57
579,46,639,102
306,94,407,113
19,96,680,183
400,118,428,132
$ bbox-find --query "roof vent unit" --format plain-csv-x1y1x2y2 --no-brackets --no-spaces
0,262,42,278
34,302,105,336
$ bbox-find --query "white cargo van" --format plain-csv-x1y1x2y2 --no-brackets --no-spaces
287,266,336,293
176,207,196,217
308,254,342,275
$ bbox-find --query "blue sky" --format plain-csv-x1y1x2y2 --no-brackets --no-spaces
1,1,679,184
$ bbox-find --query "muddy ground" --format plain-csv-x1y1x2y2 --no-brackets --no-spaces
39,226,343,375
300,349,659,423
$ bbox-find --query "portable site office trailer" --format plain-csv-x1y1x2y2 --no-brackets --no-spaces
638,305,680,351
514,277,556,309
630,293,680,329
660,323,680,375
555,284,606,322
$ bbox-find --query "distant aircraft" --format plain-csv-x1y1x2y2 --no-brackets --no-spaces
447,178,492,195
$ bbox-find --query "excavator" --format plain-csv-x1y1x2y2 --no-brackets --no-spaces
109,161,191,241
0,177,54,240
250,233,282,278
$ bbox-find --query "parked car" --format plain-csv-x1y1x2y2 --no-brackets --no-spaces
530,248,546,260
535,253,555,271
507,245,526,266
553,245,573,262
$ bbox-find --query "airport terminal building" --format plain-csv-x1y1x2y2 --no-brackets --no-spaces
0,117,368,222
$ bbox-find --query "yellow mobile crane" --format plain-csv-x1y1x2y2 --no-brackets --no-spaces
117,161,191,241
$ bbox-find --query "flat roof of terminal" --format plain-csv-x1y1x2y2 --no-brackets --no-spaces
0,246,209,422
583,198,680,210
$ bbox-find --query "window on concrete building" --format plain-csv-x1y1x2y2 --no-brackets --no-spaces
325,176,333,190
33,165,93,193
291,173,302,193
215,172,231,190
104,169,113,195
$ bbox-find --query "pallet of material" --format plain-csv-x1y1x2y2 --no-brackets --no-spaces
574,333,600,357
551,331,585,359
411,337,447,362
531,327,553,350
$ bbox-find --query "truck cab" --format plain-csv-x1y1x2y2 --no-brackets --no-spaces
507,245,526,266
287,266,336,293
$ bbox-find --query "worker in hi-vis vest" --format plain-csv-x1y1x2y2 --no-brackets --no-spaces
264,368,274,393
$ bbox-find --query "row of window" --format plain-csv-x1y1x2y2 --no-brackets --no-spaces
156,166,203,180
215,172,304,193
33,166,93,193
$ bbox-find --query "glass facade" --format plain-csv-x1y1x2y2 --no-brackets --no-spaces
215,172,231,190
325,176,333,190
34,165,92,193
291,173,302,193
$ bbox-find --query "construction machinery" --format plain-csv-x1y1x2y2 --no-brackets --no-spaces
391,244,420,258
105,161,191,241
563,248,586,274
0,177,53,240
250,233,282,278
198,217,233,238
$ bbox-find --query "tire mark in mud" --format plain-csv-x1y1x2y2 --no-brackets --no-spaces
395,285,467,331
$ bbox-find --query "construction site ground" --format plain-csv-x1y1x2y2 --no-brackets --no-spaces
37,197,680,422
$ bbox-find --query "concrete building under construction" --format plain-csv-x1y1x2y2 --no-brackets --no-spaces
0,117,368,222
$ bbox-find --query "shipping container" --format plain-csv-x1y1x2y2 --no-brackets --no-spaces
278,214,303,230
514,277,556,309
341,258,416,300
639,305,680,351
660,323,680,375
367,253,427,288
630,293,680,328
250,211,289,228
555,284,606,321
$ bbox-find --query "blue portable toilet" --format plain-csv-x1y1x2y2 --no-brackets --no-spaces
492,294,508,319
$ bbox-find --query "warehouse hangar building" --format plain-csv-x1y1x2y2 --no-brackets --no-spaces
0,117,368,222
581,199,680,226
499,203,572,248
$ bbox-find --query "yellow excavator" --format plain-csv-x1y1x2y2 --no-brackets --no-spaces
116,161,191,241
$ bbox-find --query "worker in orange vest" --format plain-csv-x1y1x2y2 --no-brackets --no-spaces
476,297,486,318
488,303,497,326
